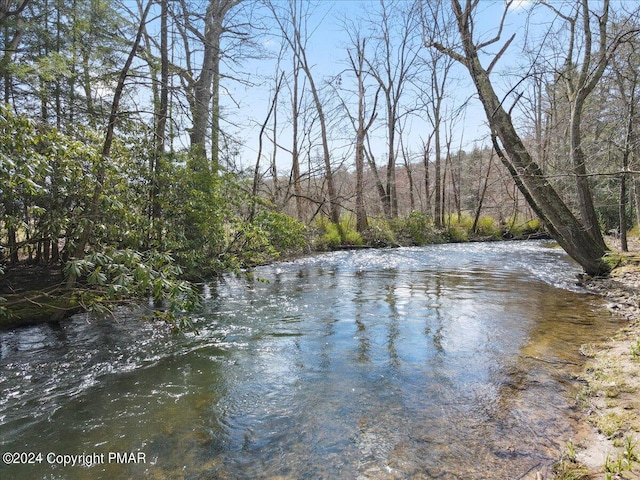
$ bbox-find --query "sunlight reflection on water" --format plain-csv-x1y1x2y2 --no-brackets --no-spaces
0,241,619,479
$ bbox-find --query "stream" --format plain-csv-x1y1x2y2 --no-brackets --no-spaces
0,241,619,479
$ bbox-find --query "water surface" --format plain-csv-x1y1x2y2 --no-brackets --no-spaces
0,242,618,479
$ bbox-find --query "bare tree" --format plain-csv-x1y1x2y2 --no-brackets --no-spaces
173,0,241,172
153,0,169,245
342,29,380,232
471,148,494,233
417,1,457,227
268,0,341,226
252,69,284,218
425,0,609,275
398,123,415,213
611,34,640,251
364,134,389,215
289,35,305,221
542,0,614,251
421,134,434,213
365,0,421,218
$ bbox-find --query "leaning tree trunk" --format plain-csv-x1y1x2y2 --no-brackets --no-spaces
449,1,608,275
472,73,607,275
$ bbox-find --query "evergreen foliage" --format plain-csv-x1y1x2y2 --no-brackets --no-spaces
0,105,307,325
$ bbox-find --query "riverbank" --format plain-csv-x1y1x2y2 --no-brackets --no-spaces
0,226,547,330
0,265,79,329
554,248,640,479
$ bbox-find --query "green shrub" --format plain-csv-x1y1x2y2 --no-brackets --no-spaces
446,225,469,242
66,248,200,328
475,216,500,237
391,211,444,245
313,216,362,250
363,216,398,247
508,217,543,237
523,218,542,235
447,213,474,229
254,210,308,254
445,213,473,242
220,209,308,268
343,228,363,246
320,225,342,249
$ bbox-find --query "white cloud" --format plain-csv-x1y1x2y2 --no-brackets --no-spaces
510,0,533,10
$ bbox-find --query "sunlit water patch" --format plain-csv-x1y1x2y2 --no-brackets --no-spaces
0,241,619,479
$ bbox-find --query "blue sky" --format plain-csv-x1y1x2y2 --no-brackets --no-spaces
214,0,558,172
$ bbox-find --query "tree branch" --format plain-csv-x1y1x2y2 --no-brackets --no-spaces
477,0,512,50
487,33,515,75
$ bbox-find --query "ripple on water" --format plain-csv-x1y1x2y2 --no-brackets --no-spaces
0,241,619,479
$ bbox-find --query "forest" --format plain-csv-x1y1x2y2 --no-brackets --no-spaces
1,0,640,326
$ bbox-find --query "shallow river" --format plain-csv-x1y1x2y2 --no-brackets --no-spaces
0,241,620,479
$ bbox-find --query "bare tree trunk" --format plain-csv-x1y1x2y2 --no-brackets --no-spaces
620,161,629,252
7,222,18,263
422,137,432,214
634,178,640,238
472,149,493,233
430,0,608,275
419,3,454,226
309,70,340,225
189,1,215,167
291,55,304,220
345,35,379,232
252,71,283,218
422,132,435,214
211,32,221,172
386,96,398,218
434,117,443,226
571,101,606,249
553,0,610,251
613,41,640,250
188,0,239,172
355,123,368,231
152,0,169,246
365,137,389,216
366,0,420,218
443,125,456,220
402,139,416,213
355,60,369,232
271,0,340,226
270,75,280,206
619,87,634,252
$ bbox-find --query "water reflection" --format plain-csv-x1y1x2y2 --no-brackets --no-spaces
0,242,619,479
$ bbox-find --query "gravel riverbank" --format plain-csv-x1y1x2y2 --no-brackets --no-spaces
553,259,640,479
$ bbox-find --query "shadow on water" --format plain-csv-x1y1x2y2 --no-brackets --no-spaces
0,241,620,479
